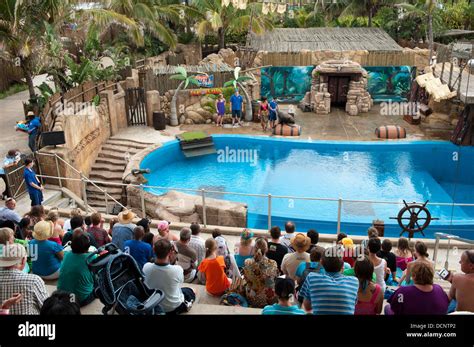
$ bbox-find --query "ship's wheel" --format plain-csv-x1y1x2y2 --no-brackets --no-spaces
390,200,438,238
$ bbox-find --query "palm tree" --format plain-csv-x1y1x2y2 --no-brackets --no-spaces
340,0,396,27
224,67,254,121
169,67,206,126
193,0,273,50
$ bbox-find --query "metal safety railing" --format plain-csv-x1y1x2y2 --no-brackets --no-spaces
433,232,474,270
26,168,474,233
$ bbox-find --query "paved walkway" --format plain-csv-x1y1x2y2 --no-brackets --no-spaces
0,90,31,155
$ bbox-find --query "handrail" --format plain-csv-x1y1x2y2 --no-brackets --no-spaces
433,232,474,270
36,152,126,212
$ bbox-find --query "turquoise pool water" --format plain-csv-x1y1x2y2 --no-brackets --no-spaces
141,135,474,239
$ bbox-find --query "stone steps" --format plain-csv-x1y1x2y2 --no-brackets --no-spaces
107,138,151,149
89,170,124,181
95,156,127,167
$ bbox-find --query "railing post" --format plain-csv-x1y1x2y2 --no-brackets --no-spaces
336,198,342,234
104,189,108,215
201,189,207,228
445,238,451,270
433,234,440,266
268,194,272,231
81,178,89,213
140,184,146,218
54,155,62,188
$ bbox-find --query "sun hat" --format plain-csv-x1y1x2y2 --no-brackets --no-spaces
158,220,171,231
240,229,254,240
118,209,136,224
27,111,35,117
33,221,54,241
291,233,311,252
0,243,27,267
342,237,354,248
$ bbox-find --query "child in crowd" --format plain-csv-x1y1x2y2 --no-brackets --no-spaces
377,239,398,285
46,210,64,245
63,208,82,233
395,237,413,273
367,238,387,294
212,229,239,279
262,278,306,315
354,257,383,315
198,238,231,296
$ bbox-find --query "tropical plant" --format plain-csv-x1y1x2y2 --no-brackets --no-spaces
340,0,397,27
224,67,254,121
169,67,204,126
193,0,273,50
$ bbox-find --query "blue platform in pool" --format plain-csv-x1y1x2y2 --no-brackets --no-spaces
141,135,474,239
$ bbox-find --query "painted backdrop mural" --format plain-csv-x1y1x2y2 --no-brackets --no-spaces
365,66,415,102
261,66,313,102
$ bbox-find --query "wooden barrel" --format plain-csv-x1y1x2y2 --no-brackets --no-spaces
272,124,301,136
375,125,406,139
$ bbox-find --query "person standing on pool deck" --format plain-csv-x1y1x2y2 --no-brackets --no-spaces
259,97,270,132
215,94,226,127
27,111,41,153
230,89,244,127
23,158,44,206
269,97,278,129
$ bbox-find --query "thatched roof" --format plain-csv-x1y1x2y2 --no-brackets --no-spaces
153,63,233,75
249,28,403,53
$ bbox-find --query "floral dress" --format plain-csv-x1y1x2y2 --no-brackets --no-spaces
243,256,279,308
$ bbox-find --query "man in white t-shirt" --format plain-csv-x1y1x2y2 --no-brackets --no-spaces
280,221,297,252
143,238,195,314
281,234,311,281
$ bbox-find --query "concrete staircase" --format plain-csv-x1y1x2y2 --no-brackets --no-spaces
86,137,150,214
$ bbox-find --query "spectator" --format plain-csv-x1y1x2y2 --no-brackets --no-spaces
143,238,195,314
400,241,432,286
23,158,44,206
0,243,48,314
152,220,178,244
295,246,326,288
354,257,383,315
281,234,311,281
361,227,379,250
112,210,136,251
0,150,21,199
29,221,63,279
16,217,31,240
300,246,359,315
306,229,320,254
0,227,30,273
234,229,254,269
447,250,474,313
385,261,448,315
243,237,279,308
84,216,92,231
142,232,154,248
0,198,21,225
336,232,348,245
367,238,387,293
174,227,197,283
25,205,45,227
108,217,119,237
342,237,356,267
198,238,231,296
262,278,305,315
27,111,41,152
266,226,288,272
62,215,84,246
188,222,205,265
40,290,81,315
45,210,64,245
136,218,151,234
57,230,95,307
124,226,154,269
395,237,414,271
377,239,397,284
212,229,238,279
63,208,82,234
280,221,296,251
230,88,244,126
88,212,110,247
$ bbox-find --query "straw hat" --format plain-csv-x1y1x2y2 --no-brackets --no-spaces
118,209,136,224
291,234,311,252
0,243,27,267
33,221,54,241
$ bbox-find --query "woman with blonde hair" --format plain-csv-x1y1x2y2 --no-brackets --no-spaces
198,238,231,296
46,210,65,245
29,221,64,279
234,229,254,270
243,237,279,308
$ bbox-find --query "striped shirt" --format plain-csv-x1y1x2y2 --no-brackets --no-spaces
262,304,306,315
0,269,48,315
300,272,359,315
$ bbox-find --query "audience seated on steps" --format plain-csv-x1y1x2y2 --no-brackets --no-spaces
88,212,110,248
266,226,288,273
57,230,95,307
152,220,178,244
62,208,82,237
62,215,98,249
45,210,65,245
212,229,239,280
306,229,321,255
189,222,205,266
377,239,398,285
40,290,81,315
447,250,474,313
0,227,30,273
0,243,48,314
354,257,384,315
367,238,387,294
0,198,21,225
30,221,63,280
295,246,326,305
395,237,414,272
124,226,154,270
198,238,231,296
262,278,306,315
399,241,433,286
111,210,136,251
143,238,195,314
234,229,254,270
243,237,279,308
385,261,449,315
281,234,311,281
280,221,297,252
174,227,198,283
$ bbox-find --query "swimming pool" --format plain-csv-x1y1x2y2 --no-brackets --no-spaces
141,135,474,239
